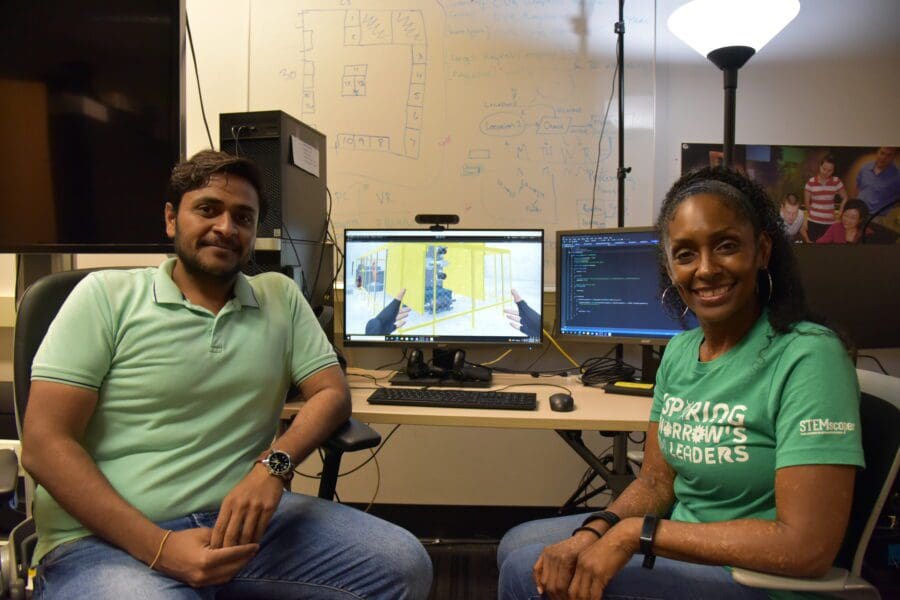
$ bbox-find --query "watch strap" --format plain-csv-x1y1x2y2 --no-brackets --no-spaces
582,510,621,530
639,514,660,569
571,526,603,539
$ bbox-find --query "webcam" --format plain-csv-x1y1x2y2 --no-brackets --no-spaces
415,214,459,226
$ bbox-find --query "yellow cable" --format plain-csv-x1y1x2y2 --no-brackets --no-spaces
543,328,580,368
482,349,512,366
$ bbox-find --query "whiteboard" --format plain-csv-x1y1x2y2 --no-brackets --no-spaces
248,0,656,280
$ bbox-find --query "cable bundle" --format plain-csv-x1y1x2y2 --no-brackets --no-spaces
579,356,636,386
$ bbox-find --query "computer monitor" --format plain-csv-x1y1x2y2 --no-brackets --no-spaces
343,229,544,346
556,227,695,346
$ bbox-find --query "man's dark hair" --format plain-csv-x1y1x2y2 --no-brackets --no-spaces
820,153,836,167
167,150,268,220
655,166,849,348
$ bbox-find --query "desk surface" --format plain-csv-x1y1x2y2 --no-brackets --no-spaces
284,369,652,431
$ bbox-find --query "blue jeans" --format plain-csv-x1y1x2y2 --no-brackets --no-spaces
498,514,769,600
35,492,432,599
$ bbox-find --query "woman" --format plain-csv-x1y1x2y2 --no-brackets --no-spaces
498,167,864,600
802,154,848,242
816,199,870,244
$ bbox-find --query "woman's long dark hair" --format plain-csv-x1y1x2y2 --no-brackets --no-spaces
655,166,849,348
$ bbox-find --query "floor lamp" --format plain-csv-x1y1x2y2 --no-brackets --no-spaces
667,0,800,167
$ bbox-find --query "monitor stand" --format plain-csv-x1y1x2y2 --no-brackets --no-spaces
640,344,662,384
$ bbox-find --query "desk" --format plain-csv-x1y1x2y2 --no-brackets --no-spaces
284,369,653,504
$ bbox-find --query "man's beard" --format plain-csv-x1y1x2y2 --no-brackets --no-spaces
173,233,247,282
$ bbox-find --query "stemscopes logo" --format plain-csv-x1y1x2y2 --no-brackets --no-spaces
798,418,856,436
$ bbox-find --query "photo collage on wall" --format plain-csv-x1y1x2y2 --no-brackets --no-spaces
681,144,899,245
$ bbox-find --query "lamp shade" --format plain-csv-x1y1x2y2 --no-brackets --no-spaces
667,0,800,58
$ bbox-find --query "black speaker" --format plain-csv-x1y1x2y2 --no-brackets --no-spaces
219,110,327,245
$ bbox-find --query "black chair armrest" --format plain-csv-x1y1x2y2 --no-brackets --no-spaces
0,448,19,499
323,418,381,453
8,517,37,598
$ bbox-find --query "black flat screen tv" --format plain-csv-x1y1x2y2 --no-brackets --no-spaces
0,1,184,252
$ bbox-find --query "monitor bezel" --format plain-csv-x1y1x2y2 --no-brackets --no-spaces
342,228,545,347
555,226,686,346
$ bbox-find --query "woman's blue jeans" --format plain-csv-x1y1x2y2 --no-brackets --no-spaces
498,513,769,600
35,491,432,599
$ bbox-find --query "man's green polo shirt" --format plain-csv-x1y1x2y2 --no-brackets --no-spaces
30,258,338,562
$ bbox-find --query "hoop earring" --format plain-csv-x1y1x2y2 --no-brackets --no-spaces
762,268,774,304
661,285,689,318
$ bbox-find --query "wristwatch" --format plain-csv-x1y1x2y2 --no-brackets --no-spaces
259,449,294,481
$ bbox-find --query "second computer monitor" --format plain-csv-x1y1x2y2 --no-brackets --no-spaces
556,227,694,345
344,229,544,346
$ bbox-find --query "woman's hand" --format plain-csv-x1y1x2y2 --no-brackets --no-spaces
567,518,641,600
532,531,598,599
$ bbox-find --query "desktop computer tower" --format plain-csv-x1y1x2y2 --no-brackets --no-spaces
219,110,327,244
219,110,334,340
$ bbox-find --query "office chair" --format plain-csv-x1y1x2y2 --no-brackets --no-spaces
0,268,380,598
731,369,899,599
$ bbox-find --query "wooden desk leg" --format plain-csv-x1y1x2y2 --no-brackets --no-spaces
556,430,635,511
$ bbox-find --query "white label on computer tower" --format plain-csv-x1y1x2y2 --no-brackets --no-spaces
291,135,320,178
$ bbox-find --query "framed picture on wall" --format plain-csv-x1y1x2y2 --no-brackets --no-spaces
681,143,899,245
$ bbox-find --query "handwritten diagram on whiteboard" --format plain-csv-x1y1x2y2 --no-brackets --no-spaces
248,0,655,280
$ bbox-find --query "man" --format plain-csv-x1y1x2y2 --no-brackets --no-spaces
21,150,432,599
778,192,805,242
856,146,900,218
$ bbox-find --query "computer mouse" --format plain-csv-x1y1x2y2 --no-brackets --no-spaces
549,393,575,412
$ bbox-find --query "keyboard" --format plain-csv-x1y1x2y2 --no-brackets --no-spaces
367,387,537,411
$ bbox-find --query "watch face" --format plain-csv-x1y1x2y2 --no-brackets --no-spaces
267,451,292,475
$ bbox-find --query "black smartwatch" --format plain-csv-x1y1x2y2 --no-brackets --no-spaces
259,449,294,481
639,514,660,569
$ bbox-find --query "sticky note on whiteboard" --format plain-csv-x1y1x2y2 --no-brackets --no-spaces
291,135,320,178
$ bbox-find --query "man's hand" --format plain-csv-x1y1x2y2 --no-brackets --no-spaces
210,465,284,549
154,527,258,587
532,532,598,600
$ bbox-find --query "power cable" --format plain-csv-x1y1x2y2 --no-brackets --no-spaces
185,15,215,150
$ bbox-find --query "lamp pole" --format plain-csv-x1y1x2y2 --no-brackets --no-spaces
706,46,755,168
615,0,630,227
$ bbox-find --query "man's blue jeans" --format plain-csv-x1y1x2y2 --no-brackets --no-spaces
498,513,769,600
35,492,433,599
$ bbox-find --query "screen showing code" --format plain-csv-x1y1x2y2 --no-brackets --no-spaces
559,229,693,341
